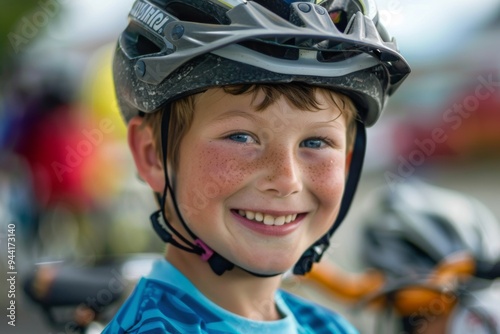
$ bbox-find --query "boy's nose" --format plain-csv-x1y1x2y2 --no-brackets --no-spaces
255,148,303,198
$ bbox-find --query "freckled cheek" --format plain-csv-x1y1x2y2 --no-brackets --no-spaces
179,144,256,203
305,159,346,206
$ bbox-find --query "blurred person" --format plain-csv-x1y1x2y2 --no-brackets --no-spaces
1,65,99,260
0,0,155,262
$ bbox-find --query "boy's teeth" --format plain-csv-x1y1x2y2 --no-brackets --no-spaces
237,210,298,226
263,215,274,225
274,216,285,226
246,211,255,220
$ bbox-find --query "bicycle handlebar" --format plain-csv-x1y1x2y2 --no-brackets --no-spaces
23,263,124,309
304,251,484,316
305,262,385,302
475,259,500,280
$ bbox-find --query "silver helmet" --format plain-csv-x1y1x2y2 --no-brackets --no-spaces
113,0,410,125
361,178,500,279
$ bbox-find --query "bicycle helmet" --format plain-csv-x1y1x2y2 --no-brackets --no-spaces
361,178,500,279
113,0,411,276
360,178,500,330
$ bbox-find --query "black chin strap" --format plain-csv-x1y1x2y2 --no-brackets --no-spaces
150,108,281,277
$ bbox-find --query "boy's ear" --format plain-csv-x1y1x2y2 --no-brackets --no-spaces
127,116,165,193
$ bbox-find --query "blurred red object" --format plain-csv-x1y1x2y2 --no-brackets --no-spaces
395,73,500,164
14,105,95,211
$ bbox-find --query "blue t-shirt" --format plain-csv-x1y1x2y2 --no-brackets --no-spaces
102,259,358,333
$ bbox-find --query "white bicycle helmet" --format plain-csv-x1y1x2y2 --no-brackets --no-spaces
362,178,500,280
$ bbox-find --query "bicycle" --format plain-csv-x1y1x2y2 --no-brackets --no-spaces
23,179,500,333
301,178,500,334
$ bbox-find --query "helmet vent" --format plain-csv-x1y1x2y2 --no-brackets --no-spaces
165,2,221,24
237,40,299,60
318,49,359,62
329,10,349,32
121,23,163,58
137,34,162,56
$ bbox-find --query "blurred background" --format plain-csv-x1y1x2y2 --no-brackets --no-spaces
334,0,500,270
0,0,499,333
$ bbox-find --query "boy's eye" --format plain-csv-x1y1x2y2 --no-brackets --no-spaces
227,133,256,144
300,138,329,149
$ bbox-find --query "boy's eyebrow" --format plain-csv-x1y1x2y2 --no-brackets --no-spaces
307,121,345,132
211,109,262,123
317,115,345,126
210,108,346,129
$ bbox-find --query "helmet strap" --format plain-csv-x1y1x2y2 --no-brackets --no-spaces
152,106,281,278
293,120,367,275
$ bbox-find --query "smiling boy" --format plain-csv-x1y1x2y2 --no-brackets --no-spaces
103,0,410,333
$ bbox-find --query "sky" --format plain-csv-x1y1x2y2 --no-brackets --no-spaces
376,0,500,65
29,0,500,60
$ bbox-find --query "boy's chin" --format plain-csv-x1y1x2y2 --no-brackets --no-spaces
235,260,296,277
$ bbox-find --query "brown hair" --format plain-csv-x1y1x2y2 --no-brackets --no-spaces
143,83,358,169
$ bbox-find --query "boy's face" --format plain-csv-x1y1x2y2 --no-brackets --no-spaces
175,88,349,274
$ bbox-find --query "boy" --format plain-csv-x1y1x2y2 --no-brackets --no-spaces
104,0,410,333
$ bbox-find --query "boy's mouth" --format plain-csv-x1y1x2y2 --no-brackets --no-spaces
235,209,299,226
